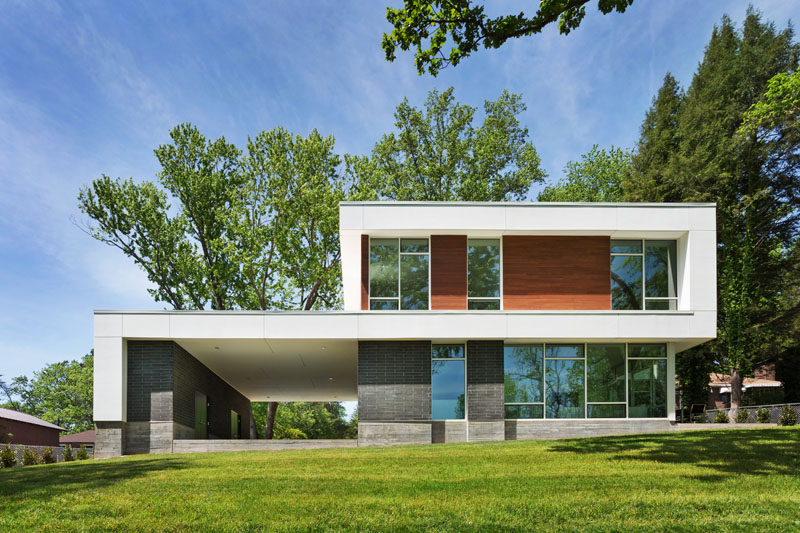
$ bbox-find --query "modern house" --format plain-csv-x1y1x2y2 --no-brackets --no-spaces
93,202,717,457
0,407,65,447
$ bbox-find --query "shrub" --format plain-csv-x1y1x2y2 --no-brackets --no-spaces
734,409,750,423
778,405,798,426
76,444,90,460
62,444,74,462
41,447,57,464
0,444,17,468
756,407,771,423
713,410,729,423
21,447,40,466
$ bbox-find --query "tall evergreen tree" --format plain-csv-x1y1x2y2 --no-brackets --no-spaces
626,9,800,413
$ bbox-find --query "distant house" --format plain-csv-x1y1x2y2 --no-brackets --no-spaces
60,429,95,449
708,363,783,408
0,408,65,447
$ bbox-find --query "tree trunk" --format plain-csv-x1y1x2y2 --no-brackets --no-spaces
249,404,258,439
264,401,278,439
730,368,743,423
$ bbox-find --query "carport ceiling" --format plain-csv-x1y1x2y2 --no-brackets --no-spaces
176,339,357,402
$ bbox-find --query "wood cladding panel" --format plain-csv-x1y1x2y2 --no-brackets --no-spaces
431,235,467,310
361,234,369,310
503,236,611,310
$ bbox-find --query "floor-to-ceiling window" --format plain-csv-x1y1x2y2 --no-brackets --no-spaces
467,238,501,310
432,344,466,420
611,240,677,310
504,343,668,419
369,238,429,310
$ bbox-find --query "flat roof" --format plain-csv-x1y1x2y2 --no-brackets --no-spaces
340,201,716,207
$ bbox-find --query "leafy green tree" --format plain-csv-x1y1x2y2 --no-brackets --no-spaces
383,0,635,75
10,353,93,433
538,145,631,201
625,10,800,412
251,402,353,439
675,347,714,409
348,88,546,201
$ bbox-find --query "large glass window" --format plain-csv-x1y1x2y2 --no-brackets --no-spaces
432,344,465,420
504,344,543,418
586,344,626,418
611,240,677,310
467,239,501,310
369,238,429,310
628,344,667,418
545,344,585,418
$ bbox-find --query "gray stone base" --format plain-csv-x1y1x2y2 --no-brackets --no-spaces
358,422,432,446
173,439,357,453
95,421,126,458
505,419,673,440
468,420,505,441
126,421,175,454
432,420,466,443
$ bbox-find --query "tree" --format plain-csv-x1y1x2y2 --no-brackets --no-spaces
538,145,631,201
383,0,634,75
0,375,18,411
9,353,94,433
251,402,353,439
348,87,546,200
79,124,373,437
625,10,800,413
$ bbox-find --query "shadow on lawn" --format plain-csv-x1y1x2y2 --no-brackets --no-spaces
547,428,800,478
0,457,188,501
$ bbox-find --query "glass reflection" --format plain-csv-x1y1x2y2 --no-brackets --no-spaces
468,239,501,298
432,359,465,420
400,254,429,309
628,359,667,418
645,241,677,298
369,239,398,298
611,255,643,310
545,359,585,418
504,345,543,403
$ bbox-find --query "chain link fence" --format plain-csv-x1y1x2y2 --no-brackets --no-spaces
704,403,800,423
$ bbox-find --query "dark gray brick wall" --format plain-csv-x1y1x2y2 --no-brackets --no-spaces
173,343,252,439
126,341,252,441
466,341,504,420
358,341,431,421
127,341,174,422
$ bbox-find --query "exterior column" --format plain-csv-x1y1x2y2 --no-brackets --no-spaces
466,341,505,441
93,317,127,457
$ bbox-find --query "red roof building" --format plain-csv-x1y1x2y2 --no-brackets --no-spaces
0,408,65,447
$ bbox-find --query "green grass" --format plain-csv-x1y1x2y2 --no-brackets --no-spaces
2,428,799,532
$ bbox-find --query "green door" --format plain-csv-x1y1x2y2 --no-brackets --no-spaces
194,392,207,439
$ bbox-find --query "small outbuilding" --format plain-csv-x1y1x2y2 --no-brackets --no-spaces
59,429,95,449
0,407,65,447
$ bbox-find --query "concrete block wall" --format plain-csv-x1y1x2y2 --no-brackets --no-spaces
357,341,432,421
117,341,252,454
466,341,504,421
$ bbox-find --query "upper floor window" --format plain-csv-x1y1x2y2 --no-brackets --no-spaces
467,238,501,310
369,238,429,310
610,240,677,310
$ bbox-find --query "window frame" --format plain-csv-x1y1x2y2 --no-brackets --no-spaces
503,342,669,420
466,236,503,310
368,237,431,310
431,343,467,421
610,239,678,311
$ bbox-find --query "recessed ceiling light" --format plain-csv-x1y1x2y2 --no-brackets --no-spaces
321,345,327,351
328,377,334,381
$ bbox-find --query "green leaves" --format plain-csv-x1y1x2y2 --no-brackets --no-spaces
9,354,93,433
538,145,631,202
78,123,366,311
356,87,545,201
382,1,635,76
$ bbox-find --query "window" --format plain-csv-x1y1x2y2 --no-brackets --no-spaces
504,344,543,418
628,344,667,418
545,344,585,418
611,240,677,310
586,344,626,418
369,238,429,310
432,344,465,420
468,239,501,310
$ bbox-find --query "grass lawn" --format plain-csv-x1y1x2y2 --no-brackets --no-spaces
2,428,799,532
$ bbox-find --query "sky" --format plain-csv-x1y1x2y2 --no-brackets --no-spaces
0,0,797,416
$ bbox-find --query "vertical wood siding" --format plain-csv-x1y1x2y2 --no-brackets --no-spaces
502,236,611,310
431,235,467,309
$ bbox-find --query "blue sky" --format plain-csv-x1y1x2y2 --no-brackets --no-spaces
0,0,796,406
